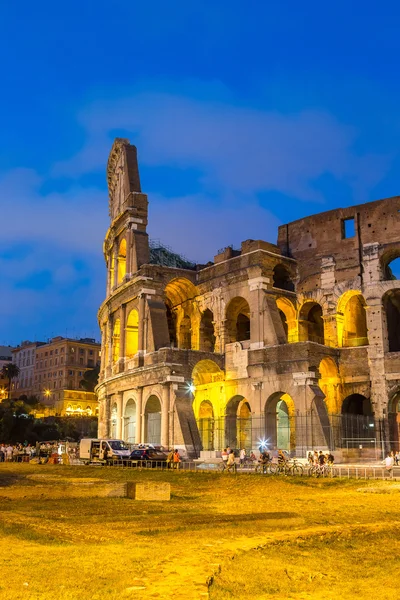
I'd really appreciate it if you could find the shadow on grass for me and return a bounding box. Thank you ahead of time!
[0,521,65,545]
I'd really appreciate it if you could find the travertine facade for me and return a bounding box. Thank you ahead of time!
[97,138,400,457]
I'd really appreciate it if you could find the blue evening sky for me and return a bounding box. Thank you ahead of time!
[1,1,400,345]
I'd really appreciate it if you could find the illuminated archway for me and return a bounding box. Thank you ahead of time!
[198,400,214,451]
[337,291,368,347]
[265,392,295,451]
[273,264,295,292]
[299,302,324,344]
[199,309,215,352]
[383,289,400,352]
[144,395,162,445]
[123,398,136,443]
[125,309,139,357]
[226,297,251,344]
[319,357,340,414]
[166,302,177,347]
[179,315,192,349]
[225,396,252,449]
[276,297,297,342]
[112,319,120,363]
[388,390,400,446]
[341,393,374,441]
[117,239,127,285]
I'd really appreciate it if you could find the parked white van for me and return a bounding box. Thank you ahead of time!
[79,439,131,464]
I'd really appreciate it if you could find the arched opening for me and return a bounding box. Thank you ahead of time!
[166,302,177,347]
[338,292,368,347]
[226,297,251,344]
[117,239,127,285]
[199,309,215,352]
[265,392,295,451]
[144,395,162,445]
[383,289,400,352]
[319,357,340,414]
[110,403,118,439]
[299,302,324,344]
[179,315,192,349]
[225,396,252,449]
[382,252,400,281]
[388,391,400,446]
[123,398,136,443]
[341,394,374,440]
[273,264,295,292]
[125,309,139,357]
[276,297,297,343]
[109,254,115,290]
[112,319,120,363]
[198,400,214,451]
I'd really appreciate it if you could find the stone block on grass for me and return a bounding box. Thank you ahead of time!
[127,481,171,501]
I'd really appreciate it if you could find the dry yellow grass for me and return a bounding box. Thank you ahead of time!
[0,464,399,600]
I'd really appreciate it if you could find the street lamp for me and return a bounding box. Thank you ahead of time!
[44,389,51,399]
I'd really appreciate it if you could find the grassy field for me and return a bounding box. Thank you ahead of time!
[0,464,399,600]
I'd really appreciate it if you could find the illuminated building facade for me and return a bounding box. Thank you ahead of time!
[0,345,14,400]
[97,138,400,457]
[12,341,46,398]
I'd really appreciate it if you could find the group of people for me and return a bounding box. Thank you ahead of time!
[166,448,181,468]
[0,443,39,462]
[307,450,335,467]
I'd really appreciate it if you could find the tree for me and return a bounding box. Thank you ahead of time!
[80,365,100,392]
[1,363,20,399]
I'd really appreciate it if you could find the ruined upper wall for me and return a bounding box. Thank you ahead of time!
[277,195,400,288]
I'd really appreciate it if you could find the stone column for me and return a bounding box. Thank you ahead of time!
[119,304,127,372]
[113,243,119,289]
[136,388,143,444]
[322,314,338,348]
[106,317,113,377]
[103,395,111,438]
[116,392,124,439]
[366,299,388,419]
[161,383,170,448]
[138,294,146,352]
[100,324,107,376]
[126,227,133,276]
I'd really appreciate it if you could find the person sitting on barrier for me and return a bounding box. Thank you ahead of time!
[277,449,286,466]
[327,451,335,465]
[226,450,236,472]
[250,451,257,462]
[318,451,325,466]
[307,452,313,466]
[258,450,270,472]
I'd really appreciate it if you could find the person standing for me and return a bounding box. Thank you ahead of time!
[239,448,246,467]
[221,448,228,470]
[166,449,174,469]
[173,449,181,469]
[384,452,394,479]
[227,450,236,472]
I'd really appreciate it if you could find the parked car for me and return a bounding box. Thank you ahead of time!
[127,448,168,467]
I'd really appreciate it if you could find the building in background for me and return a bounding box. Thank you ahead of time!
[0,345,14,400]
[96,139,400,460]
[12,341,46,398]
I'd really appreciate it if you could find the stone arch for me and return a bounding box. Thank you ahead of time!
[298,301,324,344]
[192,359,224,386]
[198,400,215,451]
[165,277,198,307]
[276,297,297,342]
[341,393,374,441]
[264,392,295,451]
[381,249,400,281]
[179,314,192,349]
[125,309,139,357]
[165,278,198,349]
[273,264,295,292]
[319,357,340,414]
[117,238,127,285]
[112,319,120,363]
[165,302,177,348]
[225,297,251,343]
[337,291,368,347]
[225,395,252,449]
[383,289,400,352]
[199,309,215,352]
[110,402,118,439]
[388,389,400,446]
[123,398,137,443]
[143,395,162,445]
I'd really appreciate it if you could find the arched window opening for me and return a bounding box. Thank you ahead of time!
[144,395,161,445]
[123,399,136,443]
[341,394,374,440]
[111,403,118,439]
[383,256,400,281]
[279,310,288,341]
[319,357,340,414]
[117,239,127,285]
[226,297,251,344]
[199,309,215,352]
[166,303,177,348]
[389,391,400,447]
[341,294,368,347]
[112,319,120,363]
[383,289,400,352]
[109,254,115,289]
[225,396,252,450]
[265,392,295,451]
[198,400,214,451]
[125,309,139,357]
[299,302,324,344]
[273,264,295,292]
[179,315,192,349]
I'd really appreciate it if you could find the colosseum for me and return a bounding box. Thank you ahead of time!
[96,138,400,460]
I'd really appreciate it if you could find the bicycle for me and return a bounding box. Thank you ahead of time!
[254,461,277,474]
[286,459,304,476]
[308,463,333,477]
[218,461,237,473]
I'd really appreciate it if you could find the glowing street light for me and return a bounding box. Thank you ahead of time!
[44,389,51,398]
[186,382,196,395]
